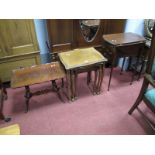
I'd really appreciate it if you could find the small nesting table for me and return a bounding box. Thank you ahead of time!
[11,61,65,112]
[59,47,107,101]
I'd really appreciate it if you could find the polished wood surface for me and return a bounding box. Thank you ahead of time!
[106,19,126,34]
[11,62,65,88]
[59,48,107,101]
[47,19,126,53]
[103,32,146,46]
[11,62,66,112]
[103,32,146,91]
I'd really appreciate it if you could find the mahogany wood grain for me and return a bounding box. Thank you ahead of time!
[47,19,127,53]
[103,32,146,91]
[11,62,65,88]
[11,62,66,112]
[103,32,146,46]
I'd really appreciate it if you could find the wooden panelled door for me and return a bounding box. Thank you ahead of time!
[0,19,38,57]
[0,19,40,82]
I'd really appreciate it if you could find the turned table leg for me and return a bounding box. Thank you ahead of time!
[87,71,91,85]
[96,65,102,94]
[24,86,31,113]
[96,66,101,94]
[66,70,72,101]
[74,71,78,99]
[51,80,65,103]
[71,70,77,101]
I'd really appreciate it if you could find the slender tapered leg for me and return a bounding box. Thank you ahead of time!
[73,70,78,100]
[98,64,104,94]
[108,67,113,91]
[93,70,98,95]
[96,66,102,94]
[66,70,72,101]
[70,70,78,101]
[108,47,117,91]
[87,71,91,85]
[127,57,132,71]
[70,70,76,101]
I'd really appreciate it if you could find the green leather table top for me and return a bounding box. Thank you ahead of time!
[58,47,107,70]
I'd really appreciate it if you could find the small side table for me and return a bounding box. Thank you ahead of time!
[11,61,65,112]
[103,32,146,91]
[59,47,107,101]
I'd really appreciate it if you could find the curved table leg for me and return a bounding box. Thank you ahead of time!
[96,66,101,94]
[108,47,117,91]
[98,64,104,94]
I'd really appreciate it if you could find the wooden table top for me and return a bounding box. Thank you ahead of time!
[11,61,65,88]
[103,32,146,46]
[58,47,107,70]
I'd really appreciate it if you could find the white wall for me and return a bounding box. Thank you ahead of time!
[118,19,144,70]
